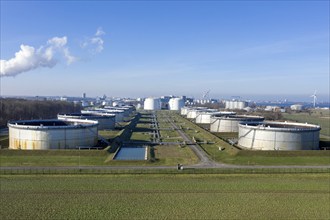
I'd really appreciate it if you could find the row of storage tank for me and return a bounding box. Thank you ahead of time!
[181,107,321,150]
[7,106,135,150]
[144,97,185,111]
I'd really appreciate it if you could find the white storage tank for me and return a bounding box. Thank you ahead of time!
[180,107,191,116]
[195,111,236,124]
[238,121,321,150]
[8,119,98,150]
[58,113,115,130]
[225,100,248,110]
[81,109,125,123]
[186,107,208,119]
[144,98,161,110]
[104,106,131,117]
[169,98,185,111]
[210,115,264,132]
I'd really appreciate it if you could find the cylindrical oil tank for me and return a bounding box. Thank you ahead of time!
[186,107,208,119]
[58,113,115,130]
[81,109,125,122]
[210,115,264,132]
[104,106,133,117]
[8,119,98,150]
[195,111,236,124]
[238,121,321,150]
[180,107,191,116]
[169,98,185,110]
[144,98,161,110]
[225,101,247,110]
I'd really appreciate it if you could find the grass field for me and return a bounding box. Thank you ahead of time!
[1,174,329,219]
[0,149,109,166]
[152,145,199,165]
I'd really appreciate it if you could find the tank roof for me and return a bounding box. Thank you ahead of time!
[213,115,264,120]
[58,113,115,118]
[239,121,321,131]
[11,120,68,126]
[8,119,98,129]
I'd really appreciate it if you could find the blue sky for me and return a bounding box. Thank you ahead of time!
[1,1,329,102]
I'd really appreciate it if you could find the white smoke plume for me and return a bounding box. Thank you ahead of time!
[81,27,105,54]
[0,36,77,77]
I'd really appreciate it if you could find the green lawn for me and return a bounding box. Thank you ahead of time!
[152,145,198,165]
[0,149,109,166]
[1,174,329,220]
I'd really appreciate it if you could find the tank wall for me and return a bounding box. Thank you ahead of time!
[225,101,247,110]
[169,98,185,110]
[9,126,98,150]
[195,114,212,124]
[144,98,161,110]
[181,107,189,115]
[186,110,202,119]
[210,118,241,132]
[210,117,264,132]
[238,125,320,150]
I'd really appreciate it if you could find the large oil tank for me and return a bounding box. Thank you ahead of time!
[104,106,134,117]
[58,113,115,130]
[238,121,321,150]
[8,119,98,150]
[81,109,125,122]
[186,107,208,119]
[210,115,264,132]
[144,98,161,110]
[180,107,191,116]
[195,111,236,124]
[169,98,185,111]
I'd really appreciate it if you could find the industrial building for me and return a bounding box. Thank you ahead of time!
[238,121,321,150]
[144,98,161,110]
[210,115,264,132]
[8,119,98,150]
[58,113,115,130]
[290,104,303,111]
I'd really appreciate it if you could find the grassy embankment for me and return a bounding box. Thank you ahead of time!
[1,174,329,219]
[173,111,330,165]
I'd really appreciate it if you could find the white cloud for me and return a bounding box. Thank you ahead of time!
[95,27,105,37]
[0,36,77,77]
[81,27,105,54]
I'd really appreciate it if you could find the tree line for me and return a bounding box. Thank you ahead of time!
[0,98,82,128]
